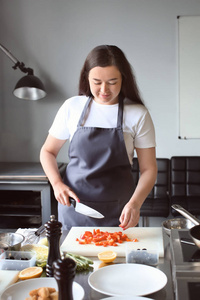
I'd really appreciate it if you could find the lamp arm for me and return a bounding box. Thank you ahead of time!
[0,43,34,75]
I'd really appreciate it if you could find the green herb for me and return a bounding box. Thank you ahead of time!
[64,253,93,272]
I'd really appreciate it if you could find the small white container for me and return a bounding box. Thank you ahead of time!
[0,251,36,270]
[126,243,159,266]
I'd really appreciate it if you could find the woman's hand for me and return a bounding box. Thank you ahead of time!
[53,181,80,206]
[40,134,80,206]
[119,202,140,230]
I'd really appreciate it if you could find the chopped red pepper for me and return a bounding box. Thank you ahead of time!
[76,229,138,246]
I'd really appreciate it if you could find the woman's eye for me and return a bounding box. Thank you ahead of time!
[93,81,117,85]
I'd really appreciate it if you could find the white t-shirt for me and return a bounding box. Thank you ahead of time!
[49,96,156,164]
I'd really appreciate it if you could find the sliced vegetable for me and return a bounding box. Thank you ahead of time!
[21,244,48,267]
[76,229,138,247]
[64,253,93,272]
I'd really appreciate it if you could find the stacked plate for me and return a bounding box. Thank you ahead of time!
[89,263,167,298]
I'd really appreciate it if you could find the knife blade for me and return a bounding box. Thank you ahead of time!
[69,197,104,219]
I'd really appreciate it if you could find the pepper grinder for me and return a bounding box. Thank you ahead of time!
[53,256,76,300]
[45,215,62,277]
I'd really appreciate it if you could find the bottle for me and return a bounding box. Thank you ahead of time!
[53,256,76,300]
[45,215,62,277]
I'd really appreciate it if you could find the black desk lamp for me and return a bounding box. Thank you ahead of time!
[0,43,47,100]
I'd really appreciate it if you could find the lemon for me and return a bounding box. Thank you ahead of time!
[38,237,48,246]
[19,266,43,280]
[99,261,114,268]
[98,251,117,263]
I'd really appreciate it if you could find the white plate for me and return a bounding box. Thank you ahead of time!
[1,277,84,300]
[102,297,153,300]
[88,263,167,297]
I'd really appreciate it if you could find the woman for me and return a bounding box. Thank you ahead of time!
[40,45,157,230]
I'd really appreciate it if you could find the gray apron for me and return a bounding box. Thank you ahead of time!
[58,96,135,229]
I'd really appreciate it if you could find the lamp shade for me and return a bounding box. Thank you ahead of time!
[13,75,46,100]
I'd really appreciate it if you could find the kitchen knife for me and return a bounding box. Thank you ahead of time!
[69,197,104,219]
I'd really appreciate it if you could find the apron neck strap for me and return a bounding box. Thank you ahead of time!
[78,97,92,126]
[78,96,124,128]
[117,95,124,129]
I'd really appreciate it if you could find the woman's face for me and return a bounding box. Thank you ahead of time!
[88,66,122,105]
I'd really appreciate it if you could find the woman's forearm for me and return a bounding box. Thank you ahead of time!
[130,147,157,209]
[119,147,157,229]
[40,146,63,188]
[129,167,157,209]
[40,135,67,188]
[40,140,80,205]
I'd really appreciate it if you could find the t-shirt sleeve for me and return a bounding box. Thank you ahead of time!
[134,110,156,148]
[49,101,70,140]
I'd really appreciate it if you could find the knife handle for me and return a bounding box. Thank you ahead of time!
[69,197,76,208]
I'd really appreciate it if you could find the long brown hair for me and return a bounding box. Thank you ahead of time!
[79,45,144,105]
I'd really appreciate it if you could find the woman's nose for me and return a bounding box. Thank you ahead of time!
[100,83,108,93]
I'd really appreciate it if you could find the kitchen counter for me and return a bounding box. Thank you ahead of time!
[61,229,174,300]
[0,162,66,181]
[0,228,174,299]
[0,162,66,228]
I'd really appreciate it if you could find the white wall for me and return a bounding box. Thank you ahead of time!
[1,0,200,163]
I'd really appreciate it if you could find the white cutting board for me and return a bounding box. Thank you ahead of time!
[0,270,19,295]
[61,227,164,257]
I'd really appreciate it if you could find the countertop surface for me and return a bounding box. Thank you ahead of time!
[0,228,174,299]
[0,163,47,178]
[0,162,66,181]
[61,229,174,300]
